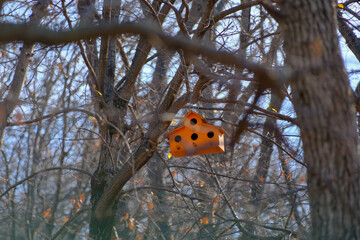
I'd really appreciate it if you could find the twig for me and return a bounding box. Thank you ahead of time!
[50,207,91,240]
[0,167,92,198]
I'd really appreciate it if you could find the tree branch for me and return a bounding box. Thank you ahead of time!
[0,167,92,199]
[0,22,283,91]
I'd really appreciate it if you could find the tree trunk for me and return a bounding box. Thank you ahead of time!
[279,0,360,239]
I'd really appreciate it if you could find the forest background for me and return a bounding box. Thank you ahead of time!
[1,0,360,239]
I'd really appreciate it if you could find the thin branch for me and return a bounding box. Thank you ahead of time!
[0,167,92,199]
[7,108,100,126]
[121,185,202,201]
[50,207,91,240]
[0,21,283,91]
[214,0,261,23]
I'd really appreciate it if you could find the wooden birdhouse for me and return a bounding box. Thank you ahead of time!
[164,111,227,158]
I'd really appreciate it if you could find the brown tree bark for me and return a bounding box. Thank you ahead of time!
[278,0,360,239]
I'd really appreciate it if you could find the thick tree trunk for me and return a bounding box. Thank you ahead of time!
[279,0,360,239]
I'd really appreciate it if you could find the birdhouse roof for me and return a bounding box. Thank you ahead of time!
[164,111,228,139]
[184,111,208,123]
[164,126,185,139]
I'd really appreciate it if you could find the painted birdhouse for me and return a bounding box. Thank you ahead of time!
[164,111,227,158]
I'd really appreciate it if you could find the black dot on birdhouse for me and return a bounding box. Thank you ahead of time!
[175,135,182,142]
[177,146,181,150]
[207,131,214,138]
[191,133,198,140]
[190,118,197,125]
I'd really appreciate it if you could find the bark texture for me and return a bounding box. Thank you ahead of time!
[279,0,360,239]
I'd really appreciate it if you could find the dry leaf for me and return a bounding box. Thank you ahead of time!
[57,63,63,71]
[129,218,135,230]
[200,217,209,224]
[147,202,154,214]
[79,194,85,200]
[42,208,51,218]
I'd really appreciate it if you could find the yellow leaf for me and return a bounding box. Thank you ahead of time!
[260,176,264,182]
[180,183,184,188]
[64,217,69,223]
[96,90,102,96]
[271,108,277,112]
[291,214,295,220]
[338,3,344,8]
[200,181,205,187]
[171,121,176,125]
[168,153,172,159]
[268,215,274,219]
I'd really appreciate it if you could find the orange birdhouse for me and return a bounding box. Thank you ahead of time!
[164,111,227,158]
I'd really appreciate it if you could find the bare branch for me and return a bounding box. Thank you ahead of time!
[0,167,92,199]
[0,22,283,91]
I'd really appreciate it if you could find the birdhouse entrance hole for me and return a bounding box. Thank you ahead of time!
[207,131,214,138]
[191,133,198,140]
[190,118,197,125]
